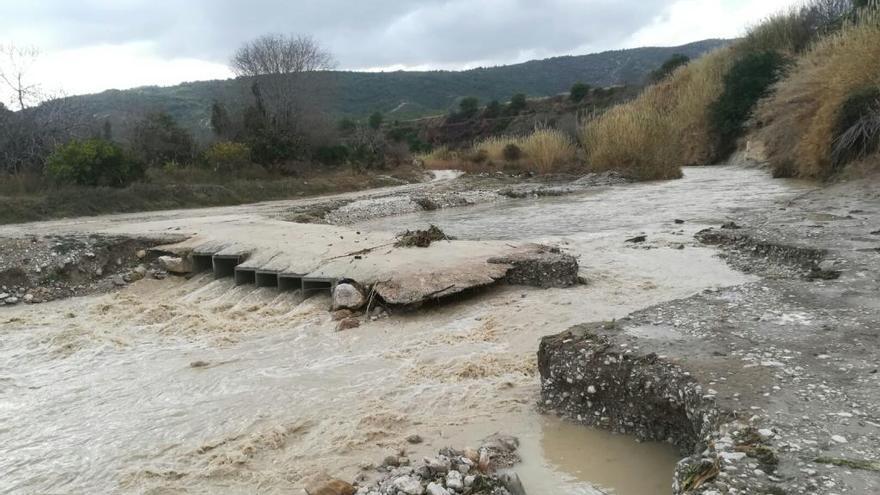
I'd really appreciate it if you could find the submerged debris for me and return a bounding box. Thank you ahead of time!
[395,225,453,248]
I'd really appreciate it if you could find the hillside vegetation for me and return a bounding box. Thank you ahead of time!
[63,40,725,138]
[579,0,880,180]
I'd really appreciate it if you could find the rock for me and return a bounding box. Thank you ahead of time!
[307,479,356,495]
[336,318,361,332]
[425,482,450,495]
[674,219,685,224]
[445,470,463,490]
[111,275,126,287]
[406,434,423,444]
[0,292,8,300]
[333,283,367,310]
[392,475,424,495]
[425,456,451,474]
[721,221,741,230]
[332,309,355,321]
[499,472,526,495]
[831,435,848,444]
[4,296,19,305]
[124,270,144,283]
[134,264,147,276]
[158,256,192,274]
[135,249,147,259]
[625,235,647,243]
[23,294,34,303]
[383,455,400,467]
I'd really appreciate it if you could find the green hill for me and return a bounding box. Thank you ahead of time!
[67,39,728,139]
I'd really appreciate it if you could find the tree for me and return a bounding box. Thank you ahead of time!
[650,54,690,82]
[130,112,194,166]
[0,44,42,110]
[210,100,234,139]
[484,100,502,118]
[458,97,480,119]
[369,111,383,130]
[508,93,527,115]
[570,82,591,102]
[230,34,336,77]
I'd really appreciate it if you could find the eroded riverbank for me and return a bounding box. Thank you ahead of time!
[0,166,818,494]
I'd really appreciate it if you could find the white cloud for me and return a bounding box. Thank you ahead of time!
[30,43,232,97]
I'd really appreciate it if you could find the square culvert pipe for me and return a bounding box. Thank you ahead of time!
[255,271,279,288]
[234,267,256,285]
[213,255,242,279]
[302,277,336,295]
[192,254,215,273]
[278,274,303,292]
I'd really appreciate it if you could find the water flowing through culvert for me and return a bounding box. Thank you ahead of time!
[0,166,811,495]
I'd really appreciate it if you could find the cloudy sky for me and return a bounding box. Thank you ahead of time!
[1,0,799,101]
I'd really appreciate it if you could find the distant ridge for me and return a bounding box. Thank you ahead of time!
[66,39,728,138]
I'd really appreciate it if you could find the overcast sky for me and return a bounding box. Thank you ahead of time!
[1,0,799,102]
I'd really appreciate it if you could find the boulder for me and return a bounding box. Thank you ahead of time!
[158,256,192,274]
[333,283,366,310]
[336,317,361,332]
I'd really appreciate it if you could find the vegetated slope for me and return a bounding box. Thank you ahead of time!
[66,39,727,136]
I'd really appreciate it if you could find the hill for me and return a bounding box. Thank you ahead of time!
[66,39,727,139]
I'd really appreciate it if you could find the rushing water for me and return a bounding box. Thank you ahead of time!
[0,166,810,494]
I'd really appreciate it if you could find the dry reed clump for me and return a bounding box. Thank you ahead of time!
[519,129,577,173]
[754,7,880,178]
[581,47,735,180]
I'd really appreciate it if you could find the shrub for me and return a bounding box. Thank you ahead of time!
[508,94,527,114]
[650,54,690,82]
[368,112,383,130]
[314,144,351,166]
[709,50,788,157]
[338,118,357,134]
[472,135,518,161]
[503,143,523,162]
[46,139,142,187]
[202,141,252,172]
[570,82,591,102]
[755,7,880,178]
[831,87,880,168]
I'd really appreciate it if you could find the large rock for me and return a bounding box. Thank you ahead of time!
[332,283,366,310]
[158,256,192,274]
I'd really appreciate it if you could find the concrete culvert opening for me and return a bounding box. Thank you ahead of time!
[234,267,256,285]
[255,271,279,288]
[212,255,241,279]
[303,278,335,295]
[192,254,214,273]
[278,275,303,291]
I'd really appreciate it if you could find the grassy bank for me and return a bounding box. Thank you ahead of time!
[0,167,422,225]
[578,0,880,181]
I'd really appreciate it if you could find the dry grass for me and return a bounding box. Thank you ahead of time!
[581,47,734,179]
[754,7,880,178]
[519,129,578,173]
[421,129,578,174]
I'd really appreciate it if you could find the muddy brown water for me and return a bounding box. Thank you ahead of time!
[0,166,811,494]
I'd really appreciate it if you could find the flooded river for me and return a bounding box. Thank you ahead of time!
[0,166,810,494]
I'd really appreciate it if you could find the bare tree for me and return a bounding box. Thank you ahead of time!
[0,43,42,110]
[230,34,336,77]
